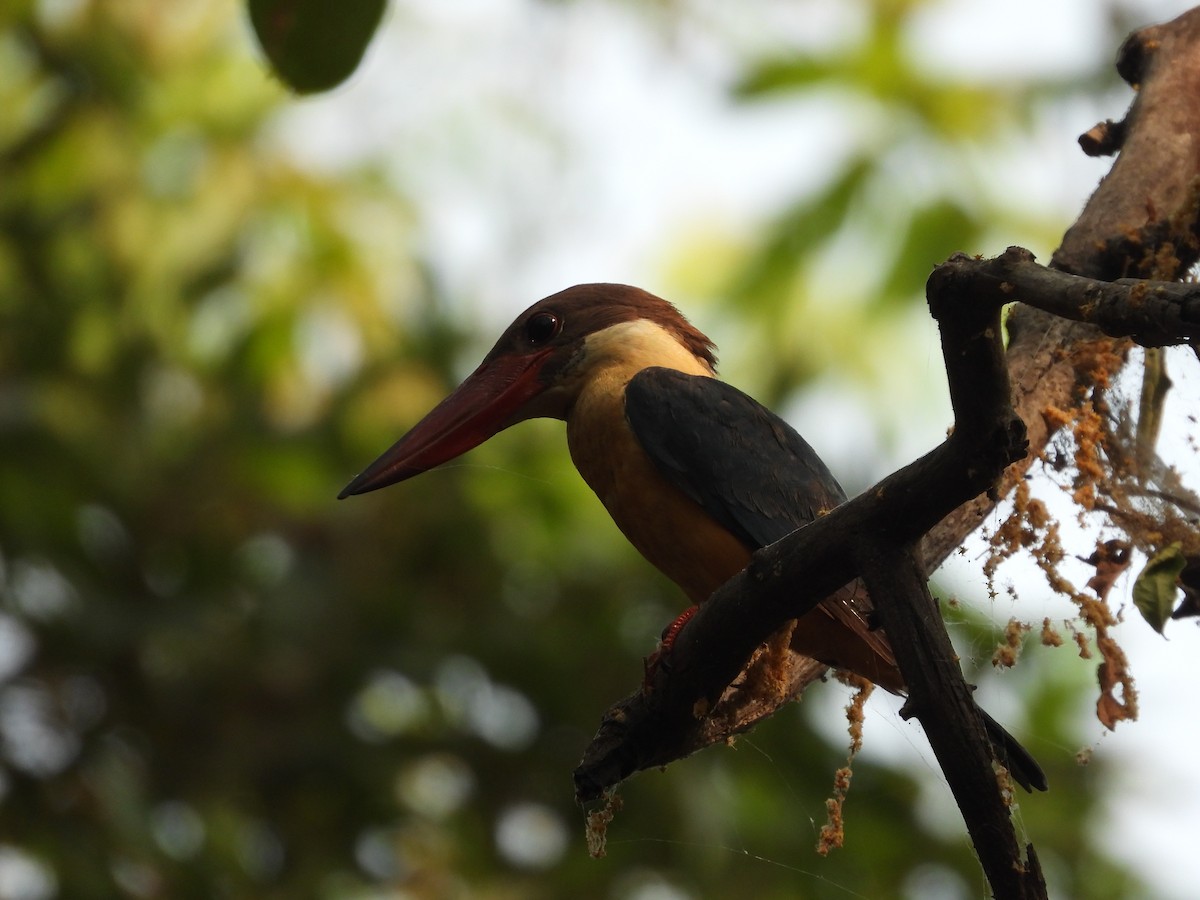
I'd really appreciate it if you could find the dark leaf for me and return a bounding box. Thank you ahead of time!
[880,200,979,306]
[1132,543,1185,634]
[248,0,387,93]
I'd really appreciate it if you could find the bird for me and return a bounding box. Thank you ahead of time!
[339,283,1046,792]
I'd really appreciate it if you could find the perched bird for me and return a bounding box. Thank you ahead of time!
[340,284,1046,791]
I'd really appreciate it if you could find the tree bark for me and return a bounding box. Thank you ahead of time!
[922,5,1200,568]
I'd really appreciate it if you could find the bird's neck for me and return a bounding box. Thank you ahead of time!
[573,319,714,393]
[563,320,713,462]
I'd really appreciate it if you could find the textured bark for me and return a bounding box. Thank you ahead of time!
[923,6,1200,570]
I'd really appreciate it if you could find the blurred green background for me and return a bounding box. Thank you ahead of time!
[0,0,1189,897]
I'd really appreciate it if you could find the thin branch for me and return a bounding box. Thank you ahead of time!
[934,248,1200,347]
[857,542,1045,899]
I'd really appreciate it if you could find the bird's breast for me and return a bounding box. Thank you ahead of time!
[566,372,751,603]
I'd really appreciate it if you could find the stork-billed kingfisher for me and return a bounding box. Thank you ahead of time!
[340,284,1046,792]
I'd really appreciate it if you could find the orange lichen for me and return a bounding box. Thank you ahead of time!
[1071,403,1107,494]
[836,671,872,755]
[817,767,853,856]
[585,791,624,859]
[734,621,801,708]
[816,674,873,856]
[1075,541,1139,729]
[1096,637,1139,729]
[1041,404,1073,431]
[984,457,1145,732]
[1040,618,1064,647]
[1073,629,1093,660]
[984,481,1046,583]
[993,618,1031,668]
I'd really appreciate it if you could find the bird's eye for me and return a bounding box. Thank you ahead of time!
[525,312,561,345]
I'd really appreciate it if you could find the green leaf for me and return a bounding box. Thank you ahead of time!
[248,0,386,94]
[1133,543,1186,634]
[734,56,839,98]
[729,155,873,302]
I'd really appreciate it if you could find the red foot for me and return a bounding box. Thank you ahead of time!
[642,605,699,690]
[660,604,699,651]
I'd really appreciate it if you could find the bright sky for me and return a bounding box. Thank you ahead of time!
[274,1,1200,896]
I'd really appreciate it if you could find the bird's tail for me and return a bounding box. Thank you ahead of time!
[978,707,1047,793]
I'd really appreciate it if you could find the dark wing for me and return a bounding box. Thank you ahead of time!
[625,367,846,550]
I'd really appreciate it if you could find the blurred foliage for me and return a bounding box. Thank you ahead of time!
[672,0,1124,416]
[0,0,1154,898]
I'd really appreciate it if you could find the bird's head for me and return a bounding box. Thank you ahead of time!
[339,284,715,497]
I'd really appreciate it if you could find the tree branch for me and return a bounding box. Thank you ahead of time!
[934,248,1200,348]
[857,543,1044,899]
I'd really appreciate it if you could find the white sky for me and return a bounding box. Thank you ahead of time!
[273,1,1200,896]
